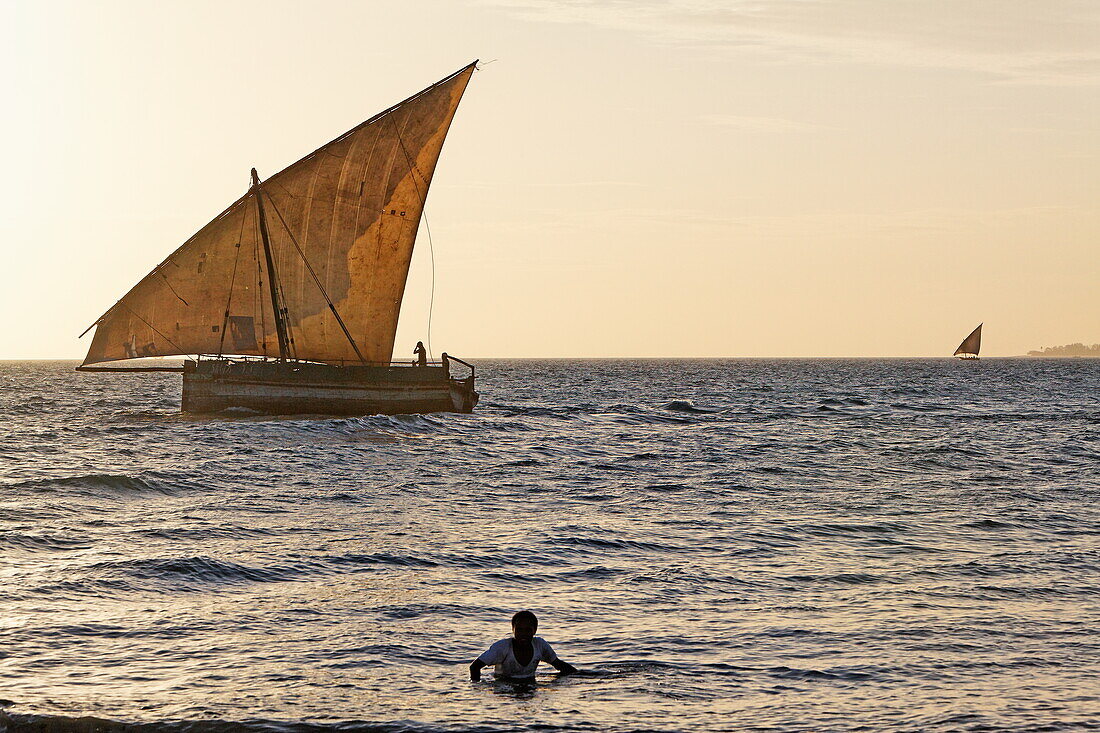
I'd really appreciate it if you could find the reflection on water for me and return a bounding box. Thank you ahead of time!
[0,359,1098,732]
[488,676,540,699]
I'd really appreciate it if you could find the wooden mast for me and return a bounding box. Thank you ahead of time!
[251,168,291,361]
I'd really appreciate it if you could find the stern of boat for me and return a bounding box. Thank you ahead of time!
[443,353,479,413]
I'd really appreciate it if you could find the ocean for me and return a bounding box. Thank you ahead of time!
[1,358,1098,732]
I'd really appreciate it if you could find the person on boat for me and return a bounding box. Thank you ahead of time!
[469,610,578,681]
[413,341,427,367]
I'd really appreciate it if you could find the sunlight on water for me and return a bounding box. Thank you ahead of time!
[0,359,1098,732]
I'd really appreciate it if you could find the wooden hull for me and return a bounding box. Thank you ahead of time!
[181,360,478,416]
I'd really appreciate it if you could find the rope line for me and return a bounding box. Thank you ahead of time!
[258,183,369,364]
[121,302,184,355]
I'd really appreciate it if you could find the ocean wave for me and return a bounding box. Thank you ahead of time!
[30,547,631,598]
[800,521,909,536]
[627,566,755,589]
[0,532,91,552]
[0,712,580,733]
[82,556,313,589]
[778,572,885,585]
[818,397,870,407]
[557,536,676,552]
[661,400,716,414]
[1,473,179,496]
[766,665,879,682]
[962,518,1024,530]
[133,525,277,541]
[329,552,440,569]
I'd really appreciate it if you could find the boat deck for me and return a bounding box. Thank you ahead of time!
[181,358,478,415]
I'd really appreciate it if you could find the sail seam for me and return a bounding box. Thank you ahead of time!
[295,145,325,337]
[392,118,436,361]
[361,111,407,357]
[322,124,369,349]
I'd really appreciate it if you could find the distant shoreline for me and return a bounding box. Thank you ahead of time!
[1026,343,1100,358]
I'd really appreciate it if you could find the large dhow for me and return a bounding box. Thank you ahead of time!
[78,63,480,415]
[953,323,982,360]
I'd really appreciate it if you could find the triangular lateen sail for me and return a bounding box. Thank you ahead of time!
[82,61,477,366]
[954,323,982,357]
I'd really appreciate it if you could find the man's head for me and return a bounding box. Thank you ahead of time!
[511,610,538,640]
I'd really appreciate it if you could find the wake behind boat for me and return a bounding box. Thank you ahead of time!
[77,62,480,415]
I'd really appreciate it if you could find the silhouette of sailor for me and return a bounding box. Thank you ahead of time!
[414,341,428,367]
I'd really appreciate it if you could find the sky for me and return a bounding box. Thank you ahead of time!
[0,0,1096,358]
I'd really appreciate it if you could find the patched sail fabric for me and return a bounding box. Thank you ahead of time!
[83,62,476,366]
[954,323,982,357]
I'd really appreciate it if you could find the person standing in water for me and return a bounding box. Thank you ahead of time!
[469,611,578,681]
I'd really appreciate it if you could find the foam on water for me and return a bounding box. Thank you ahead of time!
[0,359,1098,732]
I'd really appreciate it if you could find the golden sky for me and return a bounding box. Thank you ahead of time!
[1,0,1097,358]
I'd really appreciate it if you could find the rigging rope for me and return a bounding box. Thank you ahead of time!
[120,302,184,355]
[423,204,438,363]
[258,183,369,365]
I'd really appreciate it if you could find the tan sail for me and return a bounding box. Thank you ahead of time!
[954,323,982,357]
[83,62,476,366]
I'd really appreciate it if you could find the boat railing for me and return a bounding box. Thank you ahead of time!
[185,354,475,381]
[441,353,475,382]
[195,354,453,368]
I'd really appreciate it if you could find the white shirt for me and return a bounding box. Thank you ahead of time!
[477,636,558,678]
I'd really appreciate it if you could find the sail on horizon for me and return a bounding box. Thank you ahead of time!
[82,61,477,366]
[954,323,982,358]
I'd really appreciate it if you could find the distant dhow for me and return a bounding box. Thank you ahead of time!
[954,323,982,360]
